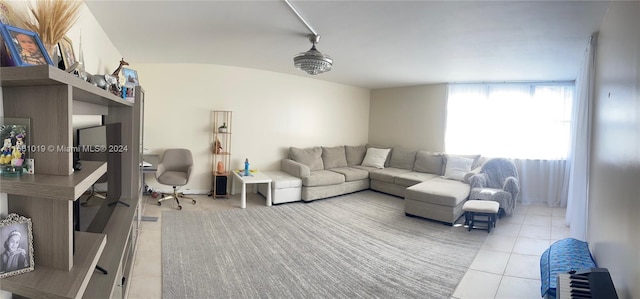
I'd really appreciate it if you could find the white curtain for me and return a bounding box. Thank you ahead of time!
[565,33,598,241]
[514,159,568,206]
[446,83,574,206]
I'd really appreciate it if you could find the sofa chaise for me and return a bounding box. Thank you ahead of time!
[277,145,483,224]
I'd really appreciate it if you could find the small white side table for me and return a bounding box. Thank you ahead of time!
[231,171,272,209]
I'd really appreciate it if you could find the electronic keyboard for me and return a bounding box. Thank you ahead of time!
[556,268,618,299]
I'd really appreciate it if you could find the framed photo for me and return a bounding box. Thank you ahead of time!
[121,67,139,87]
[0,27,16,67]
[0,23,53,66]
[0,213,35,278]
[58,36,76,71]
[0,117,30,175]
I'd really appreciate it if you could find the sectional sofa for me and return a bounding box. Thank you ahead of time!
[277,145,483,224]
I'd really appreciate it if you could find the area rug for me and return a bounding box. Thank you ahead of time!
[162,191,487,298]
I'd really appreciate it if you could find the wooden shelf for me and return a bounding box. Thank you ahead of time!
[0,231,106,299]
[0,161,107,201]
[83,197,138,298]
[0,65,132,107]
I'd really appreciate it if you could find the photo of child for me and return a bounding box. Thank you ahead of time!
[10,31,47,65]
[0,229,29,273]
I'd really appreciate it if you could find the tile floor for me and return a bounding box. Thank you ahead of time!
[127,192,569,299]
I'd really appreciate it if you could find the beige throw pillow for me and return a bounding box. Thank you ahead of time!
[361,148,391,169]
[443,155,473,181]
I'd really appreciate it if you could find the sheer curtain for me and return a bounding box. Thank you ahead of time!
[446,83,574,206]
[565,33,598,241]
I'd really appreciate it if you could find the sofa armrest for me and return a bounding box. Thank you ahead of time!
[282,159,310,178]
[464,166,483,184]
[503,176,520,200]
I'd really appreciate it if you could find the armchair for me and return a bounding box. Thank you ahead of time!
[468,158,520,216]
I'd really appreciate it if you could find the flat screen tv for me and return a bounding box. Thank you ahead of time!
[73,123,122,234]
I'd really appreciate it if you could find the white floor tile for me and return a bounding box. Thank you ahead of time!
[481,235,517,253]
[551,226,571,240]
[469,249,511,275]
[551,217,567,228]
[518,225,551,239]
[526,205,553,216]
[504,254,541,280]
[127,275,162,299]
[492,223,522,237]
[452,269,502,299]
[552,208,566,217]
[512,238,550,256]
[523,215,551,227]
[502,214,525,225]
[495,276,541,299]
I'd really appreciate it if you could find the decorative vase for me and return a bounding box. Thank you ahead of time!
[44,43,59,66]
[218,122,228,133]
[216,161,225,174]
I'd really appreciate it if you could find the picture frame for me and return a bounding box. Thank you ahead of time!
[0,23,53,66]
[121,67,139,87]
[0,117,31,176]
[0,27,17,67]
[57,36,76,71]
[0,213,35,278]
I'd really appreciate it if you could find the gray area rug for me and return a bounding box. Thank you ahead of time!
[162,191,487,299]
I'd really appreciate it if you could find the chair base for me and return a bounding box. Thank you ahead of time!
[464,212,497,233]
[81,186,106,207]
[462,200,500,233]
[157,186,196,210]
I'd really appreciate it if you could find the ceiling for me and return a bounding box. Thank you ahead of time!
[84,0,610,89]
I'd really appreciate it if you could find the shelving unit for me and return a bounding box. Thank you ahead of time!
[211,110,232,198]
[0,65,143,299]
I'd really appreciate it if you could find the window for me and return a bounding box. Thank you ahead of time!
[445,83,574,160]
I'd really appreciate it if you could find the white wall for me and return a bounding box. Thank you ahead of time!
[136,63,370,193]
[369,84,447,151]
[589,2,640,298]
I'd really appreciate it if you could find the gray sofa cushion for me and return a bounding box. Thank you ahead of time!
[369,167,411,183]
[345,145,366,166]
[330,167,369,182]
[303,170,346,187]
[290,147,324,171]
[322,146,347,169]
[389,148,417,170]
[414,150,444,175]
[394,172,439,187]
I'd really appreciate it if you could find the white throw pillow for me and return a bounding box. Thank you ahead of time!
[443,155,474,181]
[361,148,391,169]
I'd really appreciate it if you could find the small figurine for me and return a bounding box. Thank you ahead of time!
[0,138,13,165]
[214,137,223,154]
[111,58,129,85]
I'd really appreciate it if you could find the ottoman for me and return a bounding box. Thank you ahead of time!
[257,171,302,204]
[462,200,499,232]
[404,177,471,225]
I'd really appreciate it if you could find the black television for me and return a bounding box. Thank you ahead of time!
[73,123,122,234]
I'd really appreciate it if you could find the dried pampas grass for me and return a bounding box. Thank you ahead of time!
[15,0,83,47]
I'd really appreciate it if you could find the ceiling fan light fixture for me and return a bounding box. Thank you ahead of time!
[293,34,332,75]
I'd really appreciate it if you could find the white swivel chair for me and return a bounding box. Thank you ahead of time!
[156,148,196,210]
